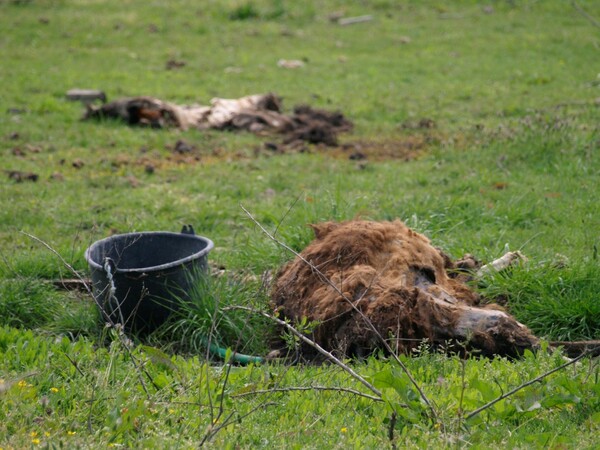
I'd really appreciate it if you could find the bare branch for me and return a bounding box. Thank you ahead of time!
[21,230,159,398]
[199,402,277,446]
[230,385,384,403]
[64,353,85,377]
[388,411,397,450]
[465,347,597,421]
[20,231,94,297]
[572,1,600,29]
[87,384,96,434]
[240,205,436,418]
[231,305,382,398]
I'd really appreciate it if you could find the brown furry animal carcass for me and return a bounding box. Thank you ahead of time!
[271,220,539,359]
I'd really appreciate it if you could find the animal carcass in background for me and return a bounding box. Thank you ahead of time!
[82,93,352,146]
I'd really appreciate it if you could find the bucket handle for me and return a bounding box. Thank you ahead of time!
[181,224,195,235]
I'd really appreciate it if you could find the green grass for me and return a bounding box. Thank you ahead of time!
[0,278,99,335]
[1,326,599,448]
[150,273,273,357]
[1,0,600,447]
[480,262,600,342]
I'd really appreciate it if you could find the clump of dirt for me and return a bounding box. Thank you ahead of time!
[171,139,197,155]
[283,105,354,146]
[271,220,539,359]
[400,117,436,130]
[165,59,186,70]
[258,135,432,162]
[5,170,39,182]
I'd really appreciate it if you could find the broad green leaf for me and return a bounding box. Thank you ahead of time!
[141,345,178,372]
[469,378,498,402]
[541,393,580,408]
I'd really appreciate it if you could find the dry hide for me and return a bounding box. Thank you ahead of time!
[82,93,352,146]
[272,220,540,359]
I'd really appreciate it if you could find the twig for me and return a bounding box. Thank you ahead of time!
[240,205,436,419]
[199,411,236,447]
[199,402,277,446]
[0,372,38,393]
[64,353,85,377]
[215,361,233,429]
[571,1,600,29]
[338,15,373,26]
[204,302,220,425]
[87,384,96,434]
[230,385,384,403]
[52,278,91,292]
[464,347,597,421]
[274,194,302,238]
[388,411,397,450]
[21,230,160,398]
[232,305,382,398]
[456,358,467,431]
[0,246,17,275]
[20,231,94,297]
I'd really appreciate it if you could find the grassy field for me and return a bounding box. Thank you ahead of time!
[1,0,599,448]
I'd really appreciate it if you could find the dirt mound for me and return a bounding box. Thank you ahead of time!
[271,220,539,359]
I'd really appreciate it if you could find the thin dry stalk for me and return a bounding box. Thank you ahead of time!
[571,0,600,29]
[21,231,94,297]
[64,353,86,377]
[240,205,436,419]
[21,231,159,397]
[230,385,384,403]
[388,411,397,450]
[232,305,382,398]
[199,402,277,446]
[464,347,597,421]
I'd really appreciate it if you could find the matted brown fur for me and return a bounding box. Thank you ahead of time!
[272,220,539,358]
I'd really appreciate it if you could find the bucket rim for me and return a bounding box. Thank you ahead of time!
[84,231,214,273]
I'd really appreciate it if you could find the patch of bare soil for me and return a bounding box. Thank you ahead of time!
[257,134,436,164]
[272,220,540,359]
[334,137,429,162]
[5,170,39,182]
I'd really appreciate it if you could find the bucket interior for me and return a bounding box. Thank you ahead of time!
[87,232,212,271]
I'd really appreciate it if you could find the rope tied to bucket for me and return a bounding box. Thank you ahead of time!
[104,257,125,325]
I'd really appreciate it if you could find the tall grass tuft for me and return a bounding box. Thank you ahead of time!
[0,278,99,337]
[150,272,272,357]
[479,261,600,341]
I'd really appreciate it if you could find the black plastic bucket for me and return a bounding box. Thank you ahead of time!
[85,226,214,333]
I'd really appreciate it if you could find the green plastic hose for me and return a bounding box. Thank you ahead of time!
[206,341,264,365]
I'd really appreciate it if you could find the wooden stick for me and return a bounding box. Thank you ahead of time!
[338,15,373,26]
[464,347,597,421]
